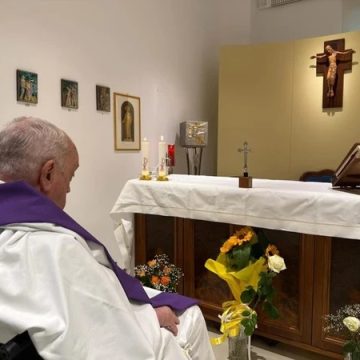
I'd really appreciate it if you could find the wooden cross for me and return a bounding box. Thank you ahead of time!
[311,39,355,108]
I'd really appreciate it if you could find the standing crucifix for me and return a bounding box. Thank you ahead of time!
[310,38,355,108]
[238,141,252,188]
[238,141,251,177]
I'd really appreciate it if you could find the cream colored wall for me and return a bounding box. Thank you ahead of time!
[217,30,360,180]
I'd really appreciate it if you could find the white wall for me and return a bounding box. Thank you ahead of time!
[0,0,251,261]
[2,0,357,261]
[250,0,360,44]
[343,0,360,32]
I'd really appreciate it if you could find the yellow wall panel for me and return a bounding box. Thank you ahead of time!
[218,31,360,180]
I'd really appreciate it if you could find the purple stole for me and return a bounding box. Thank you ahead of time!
[0,181,197,311]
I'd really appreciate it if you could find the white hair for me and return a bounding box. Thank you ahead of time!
[0,117,74,185]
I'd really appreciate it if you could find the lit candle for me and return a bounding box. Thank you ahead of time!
[158,163,166,177]
[158,135,167,169]
[167,144,175,166]
[141,137,150,176]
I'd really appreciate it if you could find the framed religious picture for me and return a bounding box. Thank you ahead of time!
[96,85,111,112]
[113,92,141,151]
[16,69,38,104]
[61,79,78,109]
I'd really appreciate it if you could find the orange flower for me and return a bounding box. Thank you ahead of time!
[160,276,171,286]
[265,244,279,257]
[235,226,254,242]
[220,227,255,254]
[220,235,241,253]
[151,275,160,284]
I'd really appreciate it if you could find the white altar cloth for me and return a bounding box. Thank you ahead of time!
[110,175,360,269]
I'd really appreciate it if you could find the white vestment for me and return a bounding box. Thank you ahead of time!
[0,222,215,360]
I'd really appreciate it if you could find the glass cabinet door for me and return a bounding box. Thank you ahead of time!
[312,236,360,354]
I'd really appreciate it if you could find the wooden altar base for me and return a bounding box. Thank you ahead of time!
[134,214,360,359]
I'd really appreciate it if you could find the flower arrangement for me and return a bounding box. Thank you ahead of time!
[134,254,184,293]
[324,304,360,359]
[205,226,286,342]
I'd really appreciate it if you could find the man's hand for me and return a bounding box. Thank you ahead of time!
[154,306,180,336]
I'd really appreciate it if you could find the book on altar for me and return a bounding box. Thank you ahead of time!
[332,143,360,188]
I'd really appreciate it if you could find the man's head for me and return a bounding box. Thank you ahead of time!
[325,45,334,54]
[0,117,79,209]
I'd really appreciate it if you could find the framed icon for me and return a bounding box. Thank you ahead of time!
[96,85,111,112]
[16,69,38,104]
[113,92,141,151]
[61,79,78,109]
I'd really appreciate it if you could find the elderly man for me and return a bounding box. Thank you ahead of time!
[0,117,215,359]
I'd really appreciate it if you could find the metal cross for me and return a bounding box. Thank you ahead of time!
[238,141,251,177]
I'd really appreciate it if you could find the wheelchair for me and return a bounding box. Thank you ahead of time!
[0,331,42,360]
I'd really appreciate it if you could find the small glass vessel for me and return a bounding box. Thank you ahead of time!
[228,327,250,360]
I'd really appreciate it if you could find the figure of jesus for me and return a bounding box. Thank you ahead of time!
[19,75,26,100]
[238,141,251,177]
[310,45,355,97]
[121,102,134,142]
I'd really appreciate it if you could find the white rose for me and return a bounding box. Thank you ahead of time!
[268,254,286,273]
[343,316,360,332]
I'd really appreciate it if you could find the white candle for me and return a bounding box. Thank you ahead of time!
[141,137,150,176]
[158,135,167,169]
[158,168,166,177]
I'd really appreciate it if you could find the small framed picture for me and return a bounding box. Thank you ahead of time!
[113,92,141,151]
[16,69,38,104]
[61,79,78,109]
[96,85,111,112]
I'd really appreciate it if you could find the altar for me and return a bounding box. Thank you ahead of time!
[110,175,360,359]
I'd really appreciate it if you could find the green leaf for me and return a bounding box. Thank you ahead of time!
[249,316,257,329]
[261,283,274,298]
[352,351,360,360]
[240,318,249,327]
[343,340,357,353]
[241,310,251,317]
[251,313,258,324]
[241,286,256,304]
[263,301,279,319]
[249,232,258,246]
[258,272,277,303]
[241,318,255,336]
[227,243,251,271]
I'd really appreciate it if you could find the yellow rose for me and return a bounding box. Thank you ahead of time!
[343,316,360,332]
[268,254,286,273]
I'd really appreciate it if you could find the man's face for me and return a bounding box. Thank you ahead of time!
[48,144,79,209]
[325,45,333,54]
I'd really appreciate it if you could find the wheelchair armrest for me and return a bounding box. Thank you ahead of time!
[0,331,42,360]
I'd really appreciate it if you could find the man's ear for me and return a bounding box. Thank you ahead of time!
[39,159,55,193]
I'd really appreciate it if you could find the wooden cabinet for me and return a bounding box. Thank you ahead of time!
[134,214,360,359]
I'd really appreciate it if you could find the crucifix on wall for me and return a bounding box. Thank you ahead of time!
[310,38,355,108]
